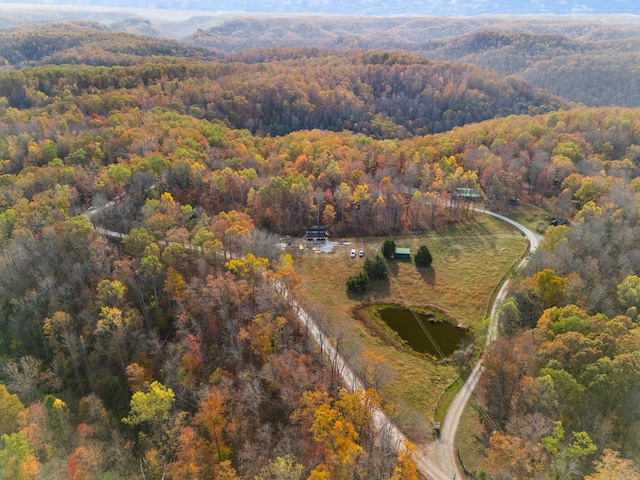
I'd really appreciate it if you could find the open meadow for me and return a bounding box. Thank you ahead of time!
[293,212,529,435]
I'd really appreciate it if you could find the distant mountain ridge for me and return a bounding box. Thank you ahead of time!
[185,15,640,108]
[2,0,640,15]
[2,7,640,108]
[0,21,217,66]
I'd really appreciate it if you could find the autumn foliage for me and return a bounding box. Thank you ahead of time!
[0,23,638,478]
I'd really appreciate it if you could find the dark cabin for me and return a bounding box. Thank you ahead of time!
[306,226,327,245]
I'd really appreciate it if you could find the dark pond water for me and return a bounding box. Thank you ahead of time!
[378,307,470,357]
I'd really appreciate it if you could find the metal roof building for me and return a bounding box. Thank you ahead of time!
[456,188,482,201]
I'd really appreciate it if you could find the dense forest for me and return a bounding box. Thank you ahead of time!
[0,21,639,479]
[185,16,640,108]
[420,31,640,108]
[0,27,565,137]
[4,15,640,108]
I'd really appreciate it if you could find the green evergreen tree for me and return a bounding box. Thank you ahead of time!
[346,270,369,293]
[382,240,396,259]
[414,245,433,267]
[363,254,388,280]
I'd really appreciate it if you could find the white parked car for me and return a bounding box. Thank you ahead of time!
[359,248,364,257]
[350,249,356,258]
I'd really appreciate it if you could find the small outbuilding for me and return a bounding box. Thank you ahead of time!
[394,247,411,260]
[456,188,482,201]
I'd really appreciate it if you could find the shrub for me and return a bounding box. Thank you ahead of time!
[364,254,388,280]
[382,239,396,259]
[346,270,369,292]
[415,245,433,267]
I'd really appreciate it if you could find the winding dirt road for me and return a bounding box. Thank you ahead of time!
[90,202,540,480]
[279,208,540,480]
[420,208,540,480]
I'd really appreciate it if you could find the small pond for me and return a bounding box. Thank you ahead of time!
[377,307,470,357]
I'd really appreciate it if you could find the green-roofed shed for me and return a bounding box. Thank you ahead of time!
[456,188,482,201]
[394,247,411,260]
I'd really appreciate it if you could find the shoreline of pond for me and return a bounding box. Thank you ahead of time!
[352,303,471,361]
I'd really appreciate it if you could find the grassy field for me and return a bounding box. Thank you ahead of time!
[504,203,552,234]
[455,397,488,476]
[292,212,529,435]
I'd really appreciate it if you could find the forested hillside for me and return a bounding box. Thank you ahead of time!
[0,21,216,66]
[4,12,640,108]
[0,52,429,479]
[0,47,565,139]
[421,31,640,108]
[186,15,640,108]
[0,24,639,479]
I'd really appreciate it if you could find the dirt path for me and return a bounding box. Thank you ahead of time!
[91,202,540,480]
[279,280,455,480]
[418,208,540,479]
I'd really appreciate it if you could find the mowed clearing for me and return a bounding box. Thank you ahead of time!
[293,212,529,432]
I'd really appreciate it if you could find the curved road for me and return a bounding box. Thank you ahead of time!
[280,208,541,480]
[90,200,540,480]
[421,208,540,480]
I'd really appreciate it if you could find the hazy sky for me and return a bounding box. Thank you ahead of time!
[3,0,640,16]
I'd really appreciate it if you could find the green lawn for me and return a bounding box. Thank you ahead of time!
[292,212,529,436]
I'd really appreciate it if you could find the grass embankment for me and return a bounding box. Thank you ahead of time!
[294,212,528,434]
[434,376,465,424]
[455,396,487,474]
[506,203,551,234]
